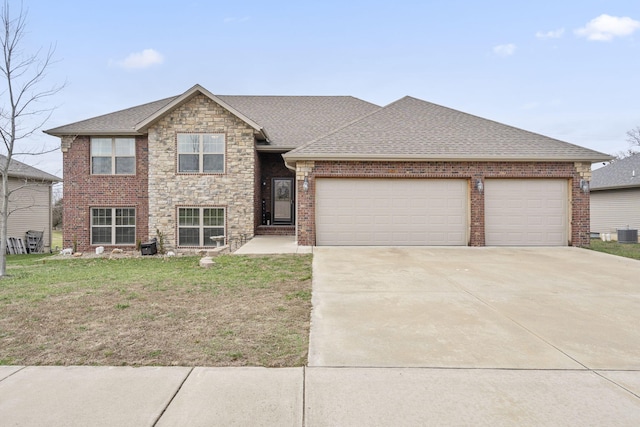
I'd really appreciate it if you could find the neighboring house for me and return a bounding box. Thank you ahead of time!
[590,153,640,241]
[1,155,61,252]
[44,84,610,252]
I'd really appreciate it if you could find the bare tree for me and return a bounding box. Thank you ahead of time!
[0,1,61,276]
[612,147,639,161]
[627,126,640,148]
[610,126,640,161]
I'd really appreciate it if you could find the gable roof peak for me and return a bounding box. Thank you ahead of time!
[134,84,269,139]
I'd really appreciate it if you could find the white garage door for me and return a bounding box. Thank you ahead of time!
[485,179,568,246]
[315,179,468,246]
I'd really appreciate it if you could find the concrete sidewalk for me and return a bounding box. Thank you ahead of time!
[2,365,640,426]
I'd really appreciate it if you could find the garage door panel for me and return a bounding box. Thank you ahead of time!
[485,179,568,246]
[316,179,468,246]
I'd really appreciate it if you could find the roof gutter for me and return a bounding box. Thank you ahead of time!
[43,130,144,137]
[284,156,296,172]
[282,153,613,163]
[590,184,640,191]
[9,172,61,182]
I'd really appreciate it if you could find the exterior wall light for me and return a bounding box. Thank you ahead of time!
[302,175,309,192]
[580,179,590,193]
[475,178,484,194]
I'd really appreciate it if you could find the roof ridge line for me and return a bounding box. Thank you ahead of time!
[284,99,401,156]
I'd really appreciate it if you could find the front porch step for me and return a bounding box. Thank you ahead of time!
[255,225,295,236]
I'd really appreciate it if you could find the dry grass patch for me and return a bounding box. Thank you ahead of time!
[0,254,312,367]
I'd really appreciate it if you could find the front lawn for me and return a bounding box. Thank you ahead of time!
[0,254,312,367]
[589,239,640,260]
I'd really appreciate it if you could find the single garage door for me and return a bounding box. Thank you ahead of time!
[485,179,568,246]
[315,178,468,246]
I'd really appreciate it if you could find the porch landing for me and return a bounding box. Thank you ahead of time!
[234,236,313,255]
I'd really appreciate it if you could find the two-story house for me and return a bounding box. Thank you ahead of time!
[45,84,610,252]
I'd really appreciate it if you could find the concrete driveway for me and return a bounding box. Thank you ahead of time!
[309,246,640,369]
[305,247,640,424]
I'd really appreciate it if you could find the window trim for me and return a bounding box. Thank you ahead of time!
[176,133,226,174]
[90,207,137,246]
[90,137,136,175]
[177,206,226,247]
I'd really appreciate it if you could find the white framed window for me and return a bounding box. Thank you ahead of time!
[91,207,136,245]
[91,137,136,175]
[178,207,225,247]
[177,133,225,174]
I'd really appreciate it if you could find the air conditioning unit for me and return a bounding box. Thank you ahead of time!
[617,229,638,244]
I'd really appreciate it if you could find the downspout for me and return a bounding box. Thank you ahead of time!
[48,182,52,252]
[283,157,298,242]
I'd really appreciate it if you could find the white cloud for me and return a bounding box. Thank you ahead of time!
[493,43,516,57]
[575,14,640,41]
[536,28,565,39]
[115,49,164,69]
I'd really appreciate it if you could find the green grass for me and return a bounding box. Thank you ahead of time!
[51,230,63,251]
[589,239,640,260]
[3,254,312,301]
[0,253,313,367]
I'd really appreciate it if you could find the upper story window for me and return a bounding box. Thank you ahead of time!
[91,137,136,175]
[177,133,225,174]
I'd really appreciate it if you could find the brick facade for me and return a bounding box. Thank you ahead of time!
[59,90,594,252]
[255,225,296,235]
[295,160,592,247]
[62,135,149,251]
[62,94,259,253]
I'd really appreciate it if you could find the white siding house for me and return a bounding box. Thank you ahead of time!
[590,154,640,242]
[2,156,61,252]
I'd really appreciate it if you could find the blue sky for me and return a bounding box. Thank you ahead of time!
[9,0,640,176]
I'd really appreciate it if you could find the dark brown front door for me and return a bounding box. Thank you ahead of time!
[273,178,294,224]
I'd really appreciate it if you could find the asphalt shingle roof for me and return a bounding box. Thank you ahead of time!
[217,96,380,148]
[44,89,381,148]
[45,86,610,162]
[591,153,640,190]
[0,155,60,182]
[284,96,611,162]
[45,97,178,136]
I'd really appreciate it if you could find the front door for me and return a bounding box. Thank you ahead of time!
[273,178,294,224]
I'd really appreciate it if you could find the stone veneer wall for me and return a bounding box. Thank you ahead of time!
[61,135,149,252]
[296,160,592,247]
[147,94,256,251]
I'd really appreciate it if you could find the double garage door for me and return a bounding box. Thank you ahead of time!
[315,178,568,246]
